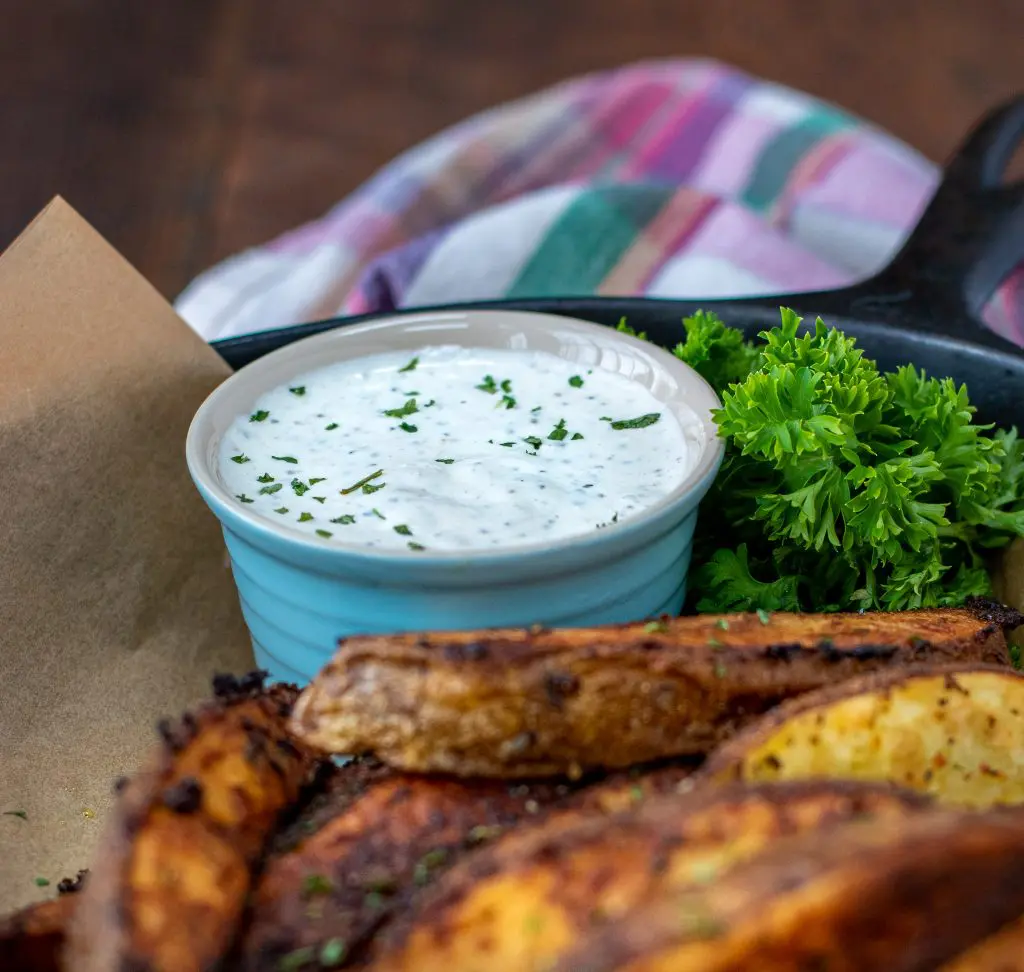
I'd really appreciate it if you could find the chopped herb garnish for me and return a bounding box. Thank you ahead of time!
[408,541,426,551]
[320,939,347,967]
[340,470,383,495]
[325,422,339,431]
[249,410,270,422]
[397,356,419,373]
[531,405,542,413]
[599,416,612,421]
[278,946,315,971]
[259,483,284,495]
[499,441,515,447]
[399,422,418,433]
[331,514,356,525]
[708,637,722,649]
[302,873,333,897]
[498,394,516,410]
[236,494,254,504]
[500,379,512,393]
[291,479,310,496]
[289,386,306,396]
[401,390,420,396]
[364,890,385,910]
[716,619,730,630]
[713,661,728,679]
[571,432,584,440]
[435,458,455,464]
[315,529,332,538]
[424,399,436,407]
[393,524,413,536]
[383,398,419,418]
[757,608,772,625]
[413,848,448,885]
[476,375,498,394]
[362,481,385,495]
[569,375,584,388]
[274,507,289,514]
[272,455,299,464]
[3,810,27,820]
[230,454,250,464]
[309,477,326,486]
[610,412,661,430]
[548,418,568,441]
[257,473,275,483]
[523,436,543,450]
[298,512,314,523]
[629,784,644,803]
[313,496,326,504]
[643,619,668,634]
[371,508,386,520]
[34,877,50,887]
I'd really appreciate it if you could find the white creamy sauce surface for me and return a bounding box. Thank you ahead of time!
[218,346,697,552]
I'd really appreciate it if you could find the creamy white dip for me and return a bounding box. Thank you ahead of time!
[218,346,696,552]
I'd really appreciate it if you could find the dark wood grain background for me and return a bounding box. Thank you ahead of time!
[2,0,1022,299]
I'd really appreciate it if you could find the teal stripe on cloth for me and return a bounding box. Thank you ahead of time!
[742,111,852,212]
[506,184,670,297]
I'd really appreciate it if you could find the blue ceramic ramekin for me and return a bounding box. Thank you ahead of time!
[186,309,724,684]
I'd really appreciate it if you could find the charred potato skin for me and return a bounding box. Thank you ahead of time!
[240,761,695,970]
[290,603,1017,777]
[699,663,1024,808]
[554,807,1024,972]
[66,674,323,972]
[363,781,932,972]
[0,876,84,972]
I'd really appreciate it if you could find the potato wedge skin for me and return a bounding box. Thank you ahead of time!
[0,892,77,972]
[701,663,1024,808]
[363,781,930,972]
[937,915,1024,971]
[241,761,695,970]
[554,807,1024,972]
[290,603,1015,776]
[67,675,322,972]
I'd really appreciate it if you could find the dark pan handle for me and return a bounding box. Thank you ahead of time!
[836,93,1024,341]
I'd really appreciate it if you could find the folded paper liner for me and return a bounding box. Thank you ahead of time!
[0,198,253,912]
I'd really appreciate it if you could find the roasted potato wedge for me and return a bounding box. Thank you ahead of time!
[362,781,930,972]
[241,760,694,970]
[0,878,82,972]
[552,806,1024,972]
[67,673,323,972]
[938,915,1024,971]
[701,663,1024,808]
[290,601,1017,776]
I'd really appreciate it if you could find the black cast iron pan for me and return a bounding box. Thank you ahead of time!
[212,95,1024,427]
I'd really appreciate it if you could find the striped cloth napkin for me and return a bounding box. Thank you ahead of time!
[175,59,1024,346]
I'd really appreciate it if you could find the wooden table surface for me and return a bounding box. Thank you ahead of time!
[2,0,1022,300]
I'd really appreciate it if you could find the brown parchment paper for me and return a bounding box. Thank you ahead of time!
[0,198,253,912]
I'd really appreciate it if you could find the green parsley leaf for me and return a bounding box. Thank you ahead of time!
[609,413,661,430]
[476,375,498,394]
[384,398,419,418]
[274,507,289,514]
[289,386,306,396]
[498,394,516,410]
[325,422,339,431]
[398,356,419,373]
[257,473,275,483]
[259,483,284,495]
[523,436,543,450]
[501,379,512,393]
[298,512,314,522]
[3,810,27,820]
[249,410,269,423]
[371,508,386,520]
[435,458,455,464]
[393,524,412,536]
[291,479,310,496]
[309,477,326,486]
[331,514,356,525]
[35,877,50,887]
[236,494,254,504]
[571,432,584,440]
[568,375,584,388]
[312,496,326,504]
[363,482,385,495]
[671,310,759,390]
[399,422,418,433]
[320,939,347,967]
[272,455,298,464]
[408,541,426,551]
[716,618,730,630]
[230,454,250,464]
[277,946,315,971]
[499,441,515,447]
[615,317,647,341]
[547,418,568,441]
[315,529,332,538]
[340,470,383,495]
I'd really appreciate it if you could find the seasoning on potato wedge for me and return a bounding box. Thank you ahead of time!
[551,806,1024,972]
[66,672,324,972]
[700,663,1024,808]
[289,602,1018,777]
[361,780,931,972]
